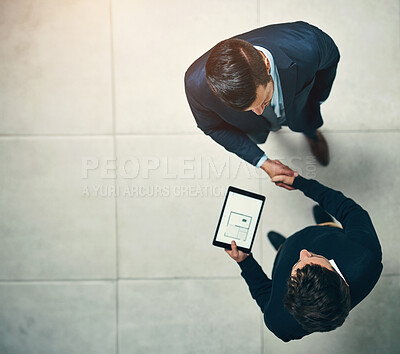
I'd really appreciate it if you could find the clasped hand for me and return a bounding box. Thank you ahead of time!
[261,159,298,190]
[226,159,298,263]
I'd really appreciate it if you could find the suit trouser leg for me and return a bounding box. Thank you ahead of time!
[301,62,339,139]
[311,63,339,103]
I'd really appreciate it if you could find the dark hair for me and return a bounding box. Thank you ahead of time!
[284,264,351,333]
[205,38,271,111]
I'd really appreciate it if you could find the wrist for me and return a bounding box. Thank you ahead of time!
[260,158,272,173]
[291,175,306,189]
[237,254,250,263]
[237,253,254,269]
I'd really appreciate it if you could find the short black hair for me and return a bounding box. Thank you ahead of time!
[284,264,351,333]
[205,38,271,111]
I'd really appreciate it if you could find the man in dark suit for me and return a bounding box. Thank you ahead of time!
[184,21,340,181]
[225,166,382,342]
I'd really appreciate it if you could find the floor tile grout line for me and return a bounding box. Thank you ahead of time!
[0,129,399,139]
[258,165,264,353]
[0,132,202,138]
[109,0,119,353]
[0,276,246,283]
[258,160,265,354]
[260,313,264,354]
[0,273,396,284]
[257,2,265,352]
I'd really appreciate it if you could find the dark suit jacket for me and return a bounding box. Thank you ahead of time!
[184,21,340,165]
[239,177,383,342]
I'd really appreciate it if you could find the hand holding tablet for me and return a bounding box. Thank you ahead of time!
[212,186,265,254]
[225,240,249,263]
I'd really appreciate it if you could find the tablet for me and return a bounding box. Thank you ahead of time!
[212,186,265,253]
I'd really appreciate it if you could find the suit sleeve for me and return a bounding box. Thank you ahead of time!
[292,176,382,255]
[185,86,265,166]
[237,254,272,312]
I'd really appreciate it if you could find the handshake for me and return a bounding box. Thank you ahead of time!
[261,159,299,190]
[226,159,299,263]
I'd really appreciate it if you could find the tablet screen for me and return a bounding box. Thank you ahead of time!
[213,186,265,253]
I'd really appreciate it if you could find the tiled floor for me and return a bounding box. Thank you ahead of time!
[0,1,399,353]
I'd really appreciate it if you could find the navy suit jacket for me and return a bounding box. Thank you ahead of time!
[184,21,340,165]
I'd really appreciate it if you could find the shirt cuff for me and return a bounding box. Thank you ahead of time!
[255,154,268,168]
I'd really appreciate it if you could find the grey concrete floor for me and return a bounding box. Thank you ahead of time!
[0,0,399,353]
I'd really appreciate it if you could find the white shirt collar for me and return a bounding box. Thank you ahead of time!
[328,259,348,285]
[253,45,284,117]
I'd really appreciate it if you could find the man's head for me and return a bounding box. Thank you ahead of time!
[205,38,273,113]
[284,249,351,333]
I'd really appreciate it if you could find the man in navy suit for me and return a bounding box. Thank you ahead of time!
[185,21,340,182]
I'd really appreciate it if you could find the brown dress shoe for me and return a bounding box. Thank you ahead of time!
[305,130,330,166]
